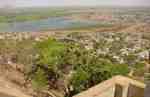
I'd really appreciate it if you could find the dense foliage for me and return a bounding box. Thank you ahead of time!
[29,38,129,96]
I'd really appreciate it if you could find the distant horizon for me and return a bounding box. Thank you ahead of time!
[0,0,150,8]
[1,5,150,9]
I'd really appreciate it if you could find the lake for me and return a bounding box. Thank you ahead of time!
[0,17,100,32]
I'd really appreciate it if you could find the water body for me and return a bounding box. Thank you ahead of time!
[0,17,100,32]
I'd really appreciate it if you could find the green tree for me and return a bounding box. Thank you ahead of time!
[31,38,66,89]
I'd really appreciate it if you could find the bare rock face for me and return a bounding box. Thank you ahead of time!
[0,64,34,97]
[0,77,31,97]
[0,63,26,86]
[0,92,15,97]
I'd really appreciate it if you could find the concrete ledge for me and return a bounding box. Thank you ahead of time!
[73,75,145,97]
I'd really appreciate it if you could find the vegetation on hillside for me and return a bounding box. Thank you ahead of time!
[0,31,149,97]
[28,38,129,96]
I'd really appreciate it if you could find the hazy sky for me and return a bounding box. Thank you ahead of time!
[0,0,150,7]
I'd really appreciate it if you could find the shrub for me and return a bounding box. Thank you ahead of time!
[31,68,49,90]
